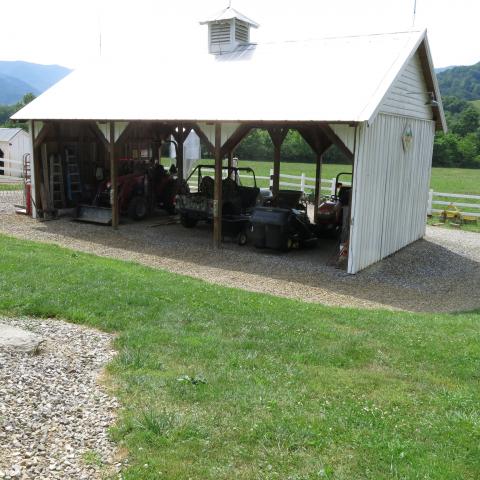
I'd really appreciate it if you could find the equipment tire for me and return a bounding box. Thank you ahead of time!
[237,230,248,246]
[180,213,198,228]
[128,196,148,221]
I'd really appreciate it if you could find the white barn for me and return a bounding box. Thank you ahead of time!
[12,7,445,274]
[0,128,31,178]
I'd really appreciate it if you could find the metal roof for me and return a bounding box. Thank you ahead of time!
[12,29,445,130]
[199,6,259,28]
[0,128,24,142]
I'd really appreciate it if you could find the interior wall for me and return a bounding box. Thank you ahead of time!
[348,114,435,274]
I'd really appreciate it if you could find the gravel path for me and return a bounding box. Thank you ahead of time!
[0,211,479,312]
[0,317,120,480]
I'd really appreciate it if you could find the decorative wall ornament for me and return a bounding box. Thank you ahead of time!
[402,124,414,152]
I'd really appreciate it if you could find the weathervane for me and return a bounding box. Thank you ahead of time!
[412,0,417,26]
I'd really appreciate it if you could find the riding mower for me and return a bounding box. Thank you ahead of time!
[315,172,352,237]
[76,162,185,224]
[250,189,317,251]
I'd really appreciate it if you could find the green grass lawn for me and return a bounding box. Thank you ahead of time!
[1,235,479,479]
[0,182,22,191]
[192,159,480,196]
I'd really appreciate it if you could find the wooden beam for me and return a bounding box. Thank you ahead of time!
[172,125,192,180]
[29,120,40,218]
[314,153,323,220]
[268,127,288,197]
[297,126,331,156]
[87,122,110,149]
[319,124,354,162]
[115,121,134,145]
[109,121,119,229]
[213,123,222,248]
[33,122,53,149]
[220,124,252,157]
[193,124,215,156]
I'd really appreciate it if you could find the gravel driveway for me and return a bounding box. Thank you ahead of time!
[0,317,120,480]
[0,210,479,313]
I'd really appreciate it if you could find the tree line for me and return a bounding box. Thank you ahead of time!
[433,96,480,168]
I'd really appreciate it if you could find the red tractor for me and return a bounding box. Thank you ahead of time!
[77,163,186,224]
[315,172,352,237]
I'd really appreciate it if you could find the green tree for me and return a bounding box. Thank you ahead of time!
[0,93,36,130]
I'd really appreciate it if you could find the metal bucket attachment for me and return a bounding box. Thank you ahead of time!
[75,205,112,225]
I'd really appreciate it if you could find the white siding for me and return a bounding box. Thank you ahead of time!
[0,131,31,177]
[379,52,433,120]
[330,124,356,153]
[348,114,435,274]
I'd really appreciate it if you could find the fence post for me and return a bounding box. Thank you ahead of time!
[331,177,336,196]
[269,168,274,189]
[427,189,433,216]
[300,173,305,192]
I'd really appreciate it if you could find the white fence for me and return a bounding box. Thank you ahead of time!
[187,168,480,219]
[428,190,480,218]
[187,168,347,196]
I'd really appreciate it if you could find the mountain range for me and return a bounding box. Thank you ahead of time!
[0,61,71,105]
[436,61,480,101]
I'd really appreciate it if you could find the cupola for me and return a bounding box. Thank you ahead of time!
[200,6,259,55]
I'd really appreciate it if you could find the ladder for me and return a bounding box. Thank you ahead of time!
[65,147,82,202]
[49,154,66,209]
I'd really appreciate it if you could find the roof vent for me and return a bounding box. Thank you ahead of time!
[200,6,259,55]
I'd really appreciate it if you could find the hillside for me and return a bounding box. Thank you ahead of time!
[437,61,480,100]
[0,61,71,105]
[0,74,39,104]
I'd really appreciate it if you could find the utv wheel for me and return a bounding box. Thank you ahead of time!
[237,230,248,246]
[128,196,148,221]
[180,214,198,228]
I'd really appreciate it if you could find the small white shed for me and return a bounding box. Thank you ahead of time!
[0,128,31,178]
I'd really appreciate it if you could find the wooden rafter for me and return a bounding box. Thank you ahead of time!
[193,123,215,155]
[33,122,53,149]
[220,124,252,157]
[319,124,354,162]
[88,122,110,148]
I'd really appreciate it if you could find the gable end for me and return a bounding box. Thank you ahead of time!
[379,52,433,121]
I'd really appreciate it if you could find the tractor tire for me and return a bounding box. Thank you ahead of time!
[180,213,198,228]
[128,196,149,221]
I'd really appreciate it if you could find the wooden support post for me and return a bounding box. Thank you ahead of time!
[176,136,184,180]
[109,121,119,229]
[272,143,281,197]
[314,153,323,220]
[213,123,222,248]
[29,120,40,219]
[268,127,288,198]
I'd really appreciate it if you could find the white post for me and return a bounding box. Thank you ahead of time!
[427,189,433,216]
[331,177,336,196]
[300,172,305,192]
[269,168,274,189]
